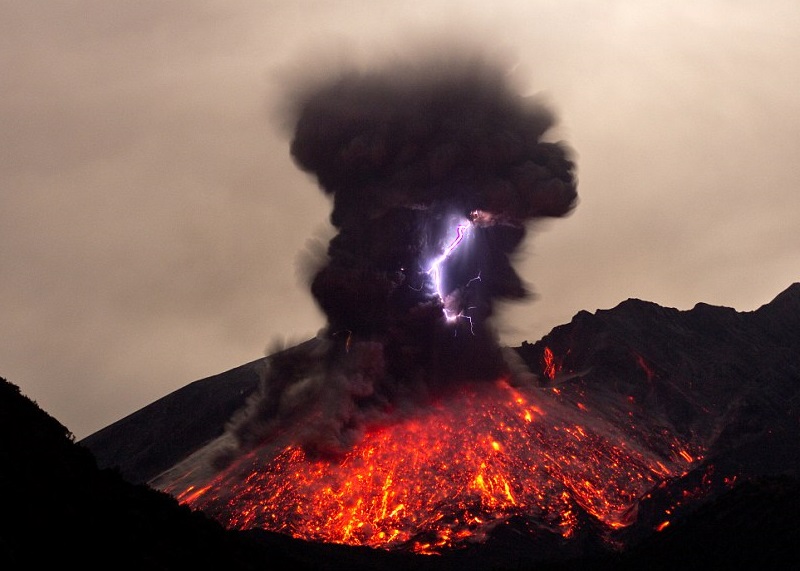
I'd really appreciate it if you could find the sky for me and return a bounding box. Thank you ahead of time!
[1,0,798,441]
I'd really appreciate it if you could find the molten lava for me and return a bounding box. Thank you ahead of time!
[168,377,700,554]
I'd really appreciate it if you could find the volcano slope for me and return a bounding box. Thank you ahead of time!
[78,283,800,568]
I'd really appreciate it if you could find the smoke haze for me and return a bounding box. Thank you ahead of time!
[1,1,797,441]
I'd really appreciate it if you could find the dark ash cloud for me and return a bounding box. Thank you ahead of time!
[213,53,578,463]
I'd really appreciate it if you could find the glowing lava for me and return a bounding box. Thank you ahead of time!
[168,379,700,554]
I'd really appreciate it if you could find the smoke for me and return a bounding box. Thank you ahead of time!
[216,50,578,464]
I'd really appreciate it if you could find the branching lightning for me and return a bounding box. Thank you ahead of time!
[427,218,473,322]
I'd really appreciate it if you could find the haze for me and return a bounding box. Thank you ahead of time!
[1,1,798,440]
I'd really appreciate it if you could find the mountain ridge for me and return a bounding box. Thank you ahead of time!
[82,283,799,486]
[3,283,798,568]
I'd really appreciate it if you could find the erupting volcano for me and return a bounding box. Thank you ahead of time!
[166,376,702,554]
[153,53,708,555]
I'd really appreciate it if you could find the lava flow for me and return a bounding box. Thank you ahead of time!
[169,378,700,554]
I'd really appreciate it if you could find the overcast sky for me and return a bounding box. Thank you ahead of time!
[2,1,798,440]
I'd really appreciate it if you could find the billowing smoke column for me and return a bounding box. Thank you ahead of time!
[217,56,577,465]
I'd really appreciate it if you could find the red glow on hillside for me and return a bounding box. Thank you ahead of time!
[635,354,656,381]
[168,379,700,554]
[542,347,559,380]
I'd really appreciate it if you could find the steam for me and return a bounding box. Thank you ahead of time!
[216,51,578,463]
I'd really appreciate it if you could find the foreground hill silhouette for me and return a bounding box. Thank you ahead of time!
[2,376,798,570]
[0,377,297,570]
[3,284,799,569]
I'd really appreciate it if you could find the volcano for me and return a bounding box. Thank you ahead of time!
[81,282,800,567]
[79,55,799,568]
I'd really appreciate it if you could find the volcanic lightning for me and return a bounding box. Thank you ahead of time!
[427,215,473,322]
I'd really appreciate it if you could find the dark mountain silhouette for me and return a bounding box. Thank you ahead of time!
[3,284,799,569]
[0,376,286,570]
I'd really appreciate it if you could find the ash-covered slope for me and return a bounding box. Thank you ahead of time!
[81,284,800,565]
[3,283,798,570]
[84,283,800,492]
[81,338,321,484]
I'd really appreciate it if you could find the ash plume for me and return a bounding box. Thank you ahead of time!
[217,52,578,464]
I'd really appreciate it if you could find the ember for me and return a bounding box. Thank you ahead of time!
[168,378,700,554]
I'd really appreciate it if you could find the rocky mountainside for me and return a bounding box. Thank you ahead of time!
[514,282,800,549]
[519,282,800,481]
[3,284,797,569]
[2,375,797,570]
[85,284,800,490]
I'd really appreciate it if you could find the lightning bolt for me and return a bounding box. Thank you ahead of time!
[427,219,473,323]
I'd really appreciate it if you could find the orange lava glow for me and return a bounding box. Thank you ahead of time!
[542,347,559,380]
[169,379,699,554]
